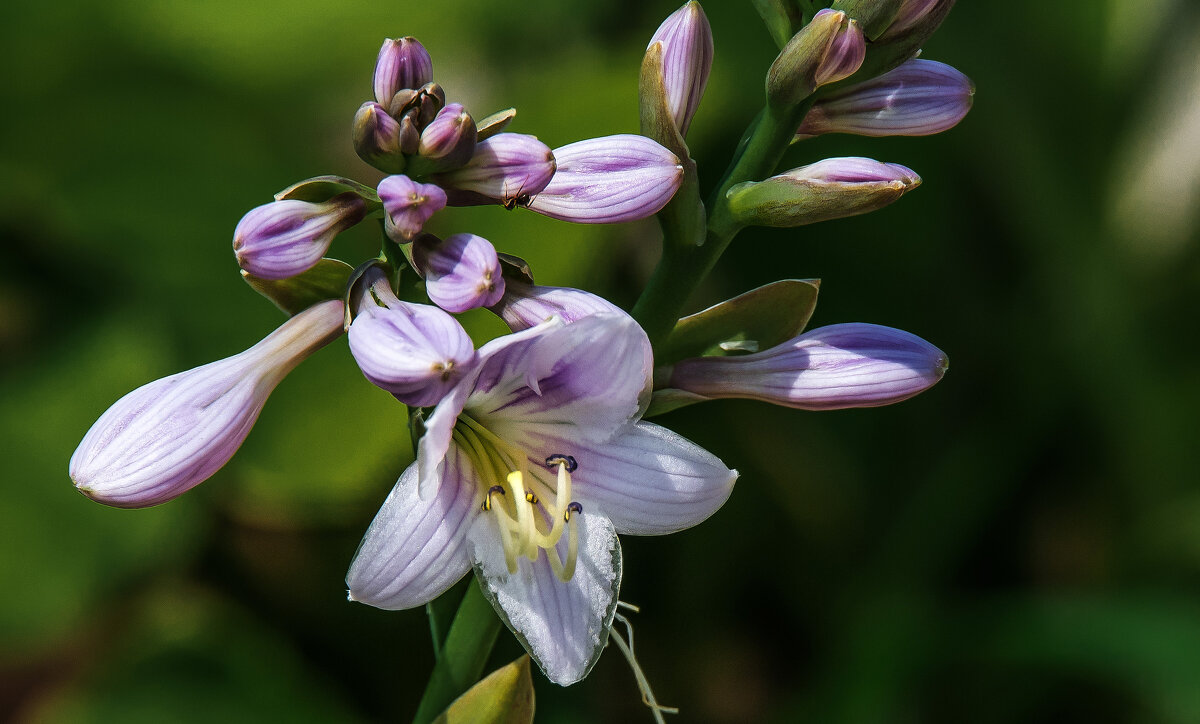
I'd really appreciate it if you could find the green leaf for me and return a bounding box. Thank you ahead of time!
[274,175,380,204]
[432,656,535,724]
[660,279,820,363]
[242,258,355,316]
[476,108,517,142]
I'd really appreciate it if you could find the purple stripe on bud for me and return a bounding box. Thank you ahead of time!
[433,133,556,207]
[378,175,447,241]
[418,103,477,170]
[414,233,506,313]
[353,102,405,173]
[526,135,683,223]
[878,0,942,42]
[70,300,345,508]
[799,156,920,184]
[668,322,947,410]
[233,193,367,280]
[798,60,974,138]
[374,37,434,106]
[489,281,626,332]
[648,1,713,137]
[349,269,476,407]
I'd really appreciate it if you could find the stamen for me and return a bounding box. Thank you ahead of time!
[481,485,506,511]
[506,471,538,560]
[524,492,538,505]
[565,501,583,522]
[544,453,578,472]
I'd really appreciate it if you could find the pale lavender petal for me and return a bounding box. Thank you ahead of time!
[797,156,920,184]
[346,449,477,610]
[433,133,556,206]
[349,273,475,407]
[648,1,713,136]
[668,322,948,410]
[414,233,506,313]
[489,282,626,332]
[469,314,652,452]
[70,300,345,508]
[516,421,736,536]
[878,0,942,41]
[526,135,683,223]
[374,37,434,106]
[469,507,621,686]
[417,320,559,501]
[378,175,447,241]
[233,194,367,280]
[798,60,974,138]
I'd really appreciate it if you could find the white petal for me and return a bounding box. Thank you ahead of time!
[535,421,738,536]
[469,509,622,686]
[346,447,479,609]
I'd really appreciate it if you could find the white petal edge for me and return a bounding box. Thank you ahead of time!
[469,508,622,686]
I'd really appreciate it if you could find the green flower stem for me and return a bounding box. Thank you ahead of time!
[412,582,503,724]
[632,100,810,351]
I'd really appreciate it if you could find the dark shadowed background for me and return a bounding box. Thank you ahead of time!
[3,1,1200,722]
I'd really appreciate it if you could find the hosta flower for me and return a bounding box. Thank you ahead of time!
[346,312,737,685]
[70,300,345,508]
[413,233,505,313]
[668,322,948,409]
[378,174,447,241]
[767,9,865,107]
[233,194,368,280]
[647,1,713,137]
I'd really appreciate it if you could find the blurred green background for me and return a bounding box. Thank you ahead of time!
[4,1,1200,722]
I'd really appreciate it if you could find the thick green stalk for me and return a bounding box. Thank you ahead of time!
[412,582,503,724]
[631,101,809,350]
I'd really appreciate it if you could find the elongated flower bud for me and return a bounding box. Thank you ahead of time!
[70,300,345,508]
[353,102,406,173]
[433,133,556,207]
[349,269,476,407]
[374,37,434,107]
[668,323,947,410]
[767,9,865,108]
[413,233,505,313]
[489,282,626,332]
[877,0,947,42]
[526,135,683,223]
[646,1,713,137]
[727,157,920,227]
[417,103,477,170]
[233,194,367,280]
[378,175,447,241]
[797,59,974,139]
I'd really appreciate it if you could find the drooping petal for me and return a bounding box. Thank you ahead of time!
[526,135,683,223]
[469,508,622,686]
[346,448,478,610]
[413,233,506,313]
[532,421,738,536]
[468,314,652,452]
[417,320,562,500]
[70,300,345,508]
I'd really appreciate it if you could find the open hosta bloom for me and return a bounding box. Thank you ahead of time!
[347,312,737,685]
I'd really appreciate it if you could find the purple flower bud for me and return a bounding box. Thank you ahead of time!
[526,135,683,223]
[489,281,626,332]
[767,9,865,107]
[727,157,920,227]
[70,300,345,508]
[647,1,713,137]
[374,37,434,107]
[433,133,556,207]
[233,193,368,280]
[797,60,974,138]
[668,322,947,410]
[878,0,943,42]
[353,102,406,173]
[378,175,447,241]
[349,269,476,407]
[413,233,506,313]
[418,103,477,170]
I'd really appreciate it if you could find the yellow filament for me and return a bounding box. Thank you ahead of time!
[531,461,571,549]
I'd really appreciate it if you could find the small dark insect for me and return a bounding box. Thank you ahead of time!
[501,180,533,211]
